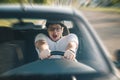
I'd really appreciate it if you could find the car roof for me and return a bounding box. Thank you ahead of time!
[0,4,79,20]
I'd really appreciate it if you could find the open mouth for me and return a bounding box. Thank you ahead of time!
[53,34,57,39]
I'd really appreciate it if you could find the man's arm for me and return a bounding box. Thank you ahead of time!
[35,40,49,51]
[35,40,51,59]
[64,41,78,60]
[66,41,78,52]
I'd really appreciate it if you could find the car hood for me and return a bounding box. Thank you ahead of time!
[1,59,96,75]
[0,59,119,80]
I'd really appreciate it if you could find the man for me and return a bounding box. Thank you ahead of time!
[35,21,78,60]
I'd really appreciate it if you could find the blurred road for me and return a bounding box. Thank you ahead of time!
[81,10,120,57]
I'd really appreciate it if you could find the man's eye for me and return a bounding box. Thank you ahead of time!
[56,28,60,30]
[49,28,62,31]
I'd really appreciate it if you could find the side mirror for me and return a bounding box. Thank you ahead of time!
[113,49,120,69]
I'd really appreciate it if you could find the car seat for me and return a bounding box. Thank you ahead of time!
[0,27,24,74]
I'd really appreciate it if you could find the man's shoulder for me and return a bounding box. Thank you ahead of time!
[36,33,48,37]
[66,33,78,37]
[37,33,46,36]
[35,33,49,42]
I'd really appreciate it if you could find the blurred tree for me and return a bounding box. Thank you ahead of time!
[0,0,27,3]
[110,0,120,7]
[0,0,48,4]
[33,0,47,4]
[111,0,120,4]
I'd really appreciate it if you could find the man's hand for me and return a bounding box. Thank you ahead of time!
[64,50,76,60]
[39,49,51,60]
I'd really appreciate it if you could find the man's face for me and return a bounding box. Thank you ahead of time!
[47,24,64,41]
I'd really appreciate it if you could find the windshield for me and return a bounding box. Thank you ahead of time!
[0,17,109,75]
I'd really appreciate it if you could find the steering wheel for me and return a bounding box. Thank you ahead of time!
[51,51,64,56]
[50,51,77,62]
[48,51,64,59]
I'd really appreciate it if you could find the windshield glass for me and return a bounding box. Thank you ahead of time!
[0,17,109,76]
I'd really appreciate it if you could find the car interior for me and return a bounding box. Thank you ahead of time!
[0,19,84,74]
[0,18,106,75]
